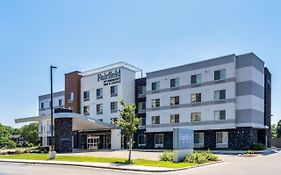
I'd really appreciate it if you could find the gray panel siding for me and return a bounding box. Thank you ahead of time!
[147,78,235,95]
[146,98,236,112]
[39,91,65,100]
[146,119,236,128]
[147,55,235,79]
[236,53,264,73]
[236,109,264,125]
[236,81,264,99]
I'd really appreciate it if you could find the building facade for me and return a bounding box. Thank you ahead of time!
[38,91,65,147]
[16,53,271,151]
[135,53,270,150]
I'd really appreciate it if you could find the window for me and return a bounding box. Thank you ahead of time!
[110,101,118,113]
[96,88,103,99]
[191,112,201,122]
[138,102,146,113]
[152,81,160,91]
[96,104,103,114]
[99,119,103,122]
[214,69,226,81]
[191,74,201,84]
[170,96,179,106]
[68,92,74,102]
[83,91,90,101]
[170,114,179,123]
[139,117,146,126]
[111,118,118,124]
[191,93,201,103]
[216,132,228,148]
[154,134,164,148]
[151,99,160,108]
[194,133,204,148]
[214,110,226,120]
[170,78,179,88]
[152,116,160,125]
[138,86,146,95]
[40,103,44,109]
[138,134,146,146]
[214,90,226,100]
[110,85,118,97]
[59,99,63,106]
[83,105,90,116]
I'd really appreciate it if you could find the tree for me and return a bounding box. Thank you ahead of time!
[0,124,16,148]
[276,120,281,138]
[115,100,139,162]
[20,122,39,146]
[271,124,277,138]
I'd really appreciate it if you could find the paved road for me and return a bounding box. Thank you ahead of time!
[1,151,281,175]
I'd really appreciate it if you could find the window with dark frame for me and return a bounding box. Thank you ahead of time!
[152,116,160,125]
[170,78,179,88]
[170,96,179,106]
[191,74,201,84]
[151,99,160,108]
[191,93,201,103]
[110,85,118,97]
[152,81,160,91]
[214,69,226,81]
[170,114,179,123]
[96,88,103,99]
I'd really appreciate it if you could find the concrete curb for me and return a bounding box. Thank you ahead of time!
[0,159,224,173]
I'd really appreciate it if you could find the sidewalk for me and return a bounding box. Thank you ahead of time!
[0,158,223,172]
[0,158,173,172]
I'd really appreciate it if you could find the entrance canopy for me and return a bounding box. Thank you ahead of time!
[15,112,117,131]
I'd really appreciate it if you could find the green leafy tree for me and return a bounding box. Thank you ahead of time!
[115,100,139,162]
[20,122,39,146]
[0,124,16,148]
[271,124,277,138]
[276,120,281,138]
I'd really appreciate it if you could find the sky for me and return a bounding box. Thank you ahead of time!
[0,0,280,127]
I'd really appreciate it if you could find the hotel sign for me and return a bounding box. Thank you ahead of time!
[97,69,121,86]
[173,128,194,149]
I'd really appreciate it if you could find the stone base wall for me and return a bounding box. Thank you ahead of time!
[55,118,73,153]
[133,127,266,150]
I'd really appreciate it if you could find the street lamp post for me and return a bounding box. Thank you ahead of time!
[49,65,57,159]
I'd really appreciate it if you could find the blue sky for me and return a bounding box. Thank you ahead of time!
[0,0,280,127]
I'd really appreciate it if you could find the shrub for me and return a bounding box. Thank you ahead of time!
[204,151,218,161]
[250,143,266,150]
[14,149,24,154]
[0,151,7,155]
[184,152,208,164]
[246,150,255,154]
[4,140,17,149]
[23,141,34,148]
[160,151,174,162]
[184,151,218,164]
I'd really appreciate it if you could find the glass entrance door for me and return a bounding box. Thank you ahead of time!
[87,136,99,149]
[87,137,94,149]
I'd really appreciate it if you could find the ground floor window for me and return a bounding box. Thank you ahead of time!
[216,131,228,148]
[154,133,164,148]
[138,134,146,147]
[194,132,204,148]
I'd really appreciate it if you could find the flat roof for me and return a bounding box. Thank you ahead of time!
[79,61,142,77]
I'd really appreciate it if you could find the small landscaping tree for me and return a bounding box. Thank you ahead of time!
[115,100,139,162]
[276,120,281,138]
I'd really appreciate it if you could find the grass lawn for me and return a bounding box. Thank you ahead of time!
[0,153,195,169]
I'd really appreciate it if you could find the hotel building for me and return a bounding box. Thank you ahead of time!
[15,53,271,151]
